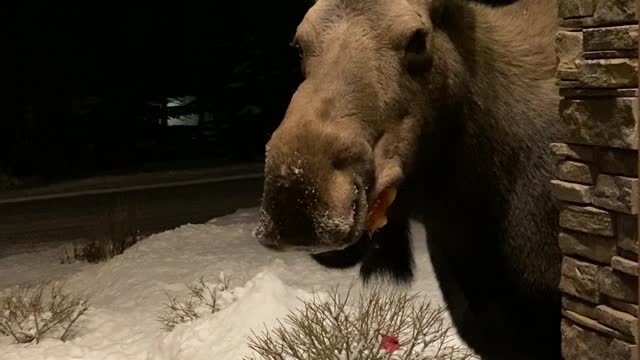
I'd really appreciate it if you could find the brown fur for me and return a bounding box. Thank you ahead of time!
[256,1,563,359]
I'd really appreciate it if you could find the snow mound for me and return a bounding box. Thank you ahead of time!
[0,207,466,360]
[150,270,318,360]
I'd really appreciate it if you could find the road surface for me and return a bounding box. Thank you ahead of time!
[0,166,265,257]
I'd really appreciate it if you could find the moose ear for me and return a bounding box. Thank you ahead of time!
[430,0,519,28]
[428,0,452,29]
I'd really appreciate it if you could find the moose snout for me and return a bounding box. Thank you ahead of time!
[255,167,357,251]
[255,119,373,252]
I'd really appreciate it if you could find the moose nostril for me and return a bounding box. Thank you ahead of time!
[332,156,349,170]
[332,149,358,170]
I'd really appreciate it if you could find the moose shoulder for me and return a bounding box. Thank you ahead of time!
[255,0,562,359]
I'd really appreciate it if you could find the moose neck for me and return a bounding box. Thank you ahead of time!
[408,0,559,222]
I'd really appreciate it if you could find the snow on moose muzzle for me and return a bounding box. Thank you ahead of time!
[254,177,398,253]
[253,122,398,253]
[254,173,362,253]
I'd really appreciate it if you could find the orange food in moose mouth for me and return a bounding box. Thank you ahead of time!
[367,187,397,231]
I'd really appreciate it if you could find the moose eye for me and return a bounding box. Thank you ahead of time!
[290,39,307,78]
[404,28,430,74]
[290,39,304,59]
[405,28,427,55]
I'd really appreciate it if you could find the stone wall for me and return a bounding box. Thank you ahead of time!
[555,0,639,359]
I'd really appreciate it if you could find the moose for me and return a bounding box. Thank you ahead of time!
[255,0,562,358]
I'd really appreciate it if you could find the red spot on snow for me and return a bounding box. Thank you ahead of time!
[381,334,400,353]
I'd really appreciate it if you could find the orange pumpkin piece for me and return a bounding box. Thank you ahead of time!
[367,187,397,231]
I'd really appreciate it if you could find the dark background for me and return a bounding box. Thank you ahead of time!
[3,1,310,190]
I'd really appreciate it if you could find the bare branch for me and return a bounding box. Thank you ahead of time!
[0,282,89,344]
[245,284,477,360]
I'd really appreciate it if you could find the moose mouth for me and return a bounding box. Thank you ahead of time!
[307,180,370,254]
[255,180,367,254]
[308,185,398,260]
[255,179,398,255]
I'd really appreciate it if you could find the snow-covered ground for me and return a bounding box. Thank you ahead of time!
[0,207,468,360]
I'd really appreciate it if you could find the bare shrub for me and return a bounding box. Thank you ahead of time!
[104,200,142,258]
[157,273,236,331]
[0,282,89,344]
[60,240,101,264]
[245,283,477,360]
[0,173,22,191]
[61,200,142,264]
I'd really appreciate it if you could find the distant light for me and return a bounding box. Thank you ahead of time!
[169,114,199,126]
[167,96,199,126]
[167,96,196,108]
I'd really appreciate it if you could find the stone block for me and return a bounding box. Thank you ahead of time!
[599,266,639,303]
[559,231,617,263]
[578,59,638,88]
[550,143,594,161]
[557,31,584,80]
[609,339,638,360]
[597,148,638,177]
[560,257,602,302]
[617,214,639,256]
[591,175,639,214]
[584,25,639,51]
[558,79,583,89]
[559,97,638,149]
[561,320,614,360]
[606,297,640,317]
[559,205,615,236]
[560,88,638,97]
[563,0,637,27]
[563,309,631,340]
[562,319,637,360]
[611,256,639,276]
[563,295,600,319]
[551,180,592,203]
[558,68,581,80]
[558,0,595,18]
[593,0,636,26]
[584,50,638,59]
[597,305,638,337]
[556,161,594,184]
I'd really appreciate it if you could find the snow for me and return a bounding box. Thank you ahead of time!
[149,271,317,360]
[0,207,468,360]
[0,244,91,289]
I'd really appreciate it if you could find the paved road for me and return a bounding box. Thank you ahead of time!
[0,170,265,257]
[0,163,265,204]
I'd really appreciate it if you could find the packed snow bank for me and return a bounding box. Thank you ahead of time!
[0,244,90,289]
[150,270,319,360]
[0,208,466,360]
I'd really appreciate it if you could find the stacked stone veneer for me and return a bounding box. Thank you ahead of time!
[554,0,639,359]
